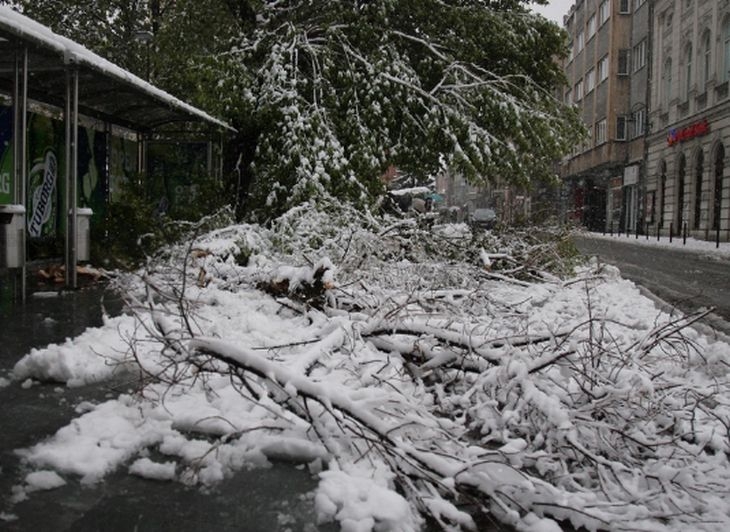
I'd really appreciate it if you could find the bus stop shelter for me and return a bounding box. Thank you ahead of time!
[0,7,233,298]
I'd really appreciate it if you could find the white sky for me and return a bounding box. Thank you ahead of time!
[531,0,571,25]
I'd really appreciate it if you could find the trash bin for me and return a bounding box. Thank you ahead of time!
[0,204,26,268]
[75,207,93,262]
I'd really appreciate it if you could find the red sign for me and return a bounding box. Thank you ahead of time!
[667,119,710,146]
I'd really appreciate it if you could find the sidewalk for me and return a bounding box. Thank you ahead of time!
[576,229,730,257]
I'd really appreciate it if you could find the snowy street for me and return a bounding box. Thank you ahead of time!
[573,232,730,329]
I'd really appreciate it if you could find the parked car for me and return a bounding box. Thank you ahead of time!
[469,208,497,229]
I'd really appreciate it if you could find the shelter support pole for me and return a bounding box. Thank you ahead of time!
[12,48,28,300]
[137,132,148,178]
[64,68,79,289]
[218,131,224,181]
[206,139,213,179]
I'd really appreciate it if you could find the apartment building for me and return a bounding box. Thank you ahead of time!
[559,0,650,232]
[645,0,730,241]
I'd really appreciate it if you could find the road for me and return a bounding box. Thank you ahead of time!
[572,235,730,332]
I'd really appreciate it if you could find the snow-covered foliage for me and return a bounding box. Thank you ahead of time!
[12,202,730,531]
[234,0,582,214]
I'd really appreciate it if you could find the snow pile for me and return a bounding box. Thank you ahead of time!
[10,201,730,531]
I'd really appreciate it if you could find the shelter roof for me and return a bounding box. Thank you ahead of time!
[0,6,233,133]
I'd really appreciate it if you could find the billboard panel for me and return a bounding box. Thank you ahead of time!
[0,105,13,204]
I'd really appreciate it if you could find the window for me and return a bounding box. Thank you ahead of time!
[576,30,585,53]
[586,67,596,93]
[620,0,631,14]
[662,58,673,105]
[702,30,711,89]
[575,79,584,101]
[595,119,607,145]
[568,42,574,62]
[598,55,609,82]
[587,14,597,39]
[616,116,627,140]
[684,43,693,99]
[633,40,647,72]
[632,108,646,138]
[599,1,610,25]
[723,19,730,82]
[618,49,630,75]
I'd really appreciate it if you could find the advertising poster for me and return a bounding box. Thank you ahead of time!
[77,125,108,224]
[109,135,137,202]
[26,113,64,242]
[0,105,13,204]
[147,141,207,214]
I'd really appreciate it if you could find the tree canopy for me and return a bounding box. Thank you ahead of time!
[8,0,581,218]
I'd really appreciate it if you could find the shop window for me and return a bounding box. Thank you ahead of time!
[694,150,703,229]
[713,145,725,230]
[676,154,686,234]
[659,161,667,228]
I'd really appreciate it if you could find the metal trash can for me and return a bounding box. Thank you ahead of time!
[0,204,26,268]
[75,207,93,262]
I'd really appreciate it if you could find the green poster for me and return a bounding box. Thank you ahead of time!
[27,113,63,239]
[109,135,137,203]
[148,141,207,211]
[0,105,13,204]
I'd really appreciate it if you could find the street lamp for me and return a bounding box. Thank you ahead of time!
[134,30,153,81]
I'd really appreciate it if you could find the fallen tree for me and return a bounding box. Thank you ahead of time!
[17,199,730,531]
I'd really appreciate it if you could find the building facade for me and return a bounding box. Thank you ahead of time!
[645,0,730,241]
[560,0,651,233]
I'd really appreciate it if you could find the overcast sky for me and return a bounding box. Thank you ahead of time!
[531,1,570,25]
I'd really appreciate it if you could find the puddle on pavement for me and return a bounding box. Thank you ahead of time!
[0,285,335,532]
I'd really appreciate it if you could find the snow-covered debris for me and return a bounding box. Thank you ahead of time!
[10,201,730,531]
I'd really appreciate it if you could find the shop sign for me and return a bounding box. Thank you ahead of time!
[667,119,710,146]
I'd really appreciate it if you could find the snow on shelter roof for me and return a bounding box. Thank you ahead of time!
[0,6,234,132]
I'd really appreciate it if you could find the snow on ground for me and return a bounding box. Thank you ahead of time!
[577,228,730,257]
[8,204,730,531]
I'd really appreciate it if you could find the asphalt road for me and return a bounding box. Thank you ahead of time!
[572,234,730,332]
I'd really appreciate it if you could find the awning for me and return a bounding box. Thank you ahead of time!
[0,6,234,133]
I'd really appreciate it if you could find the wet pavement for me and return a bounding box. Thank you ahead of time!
[573,234,730,335]
[0,284,335,532]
